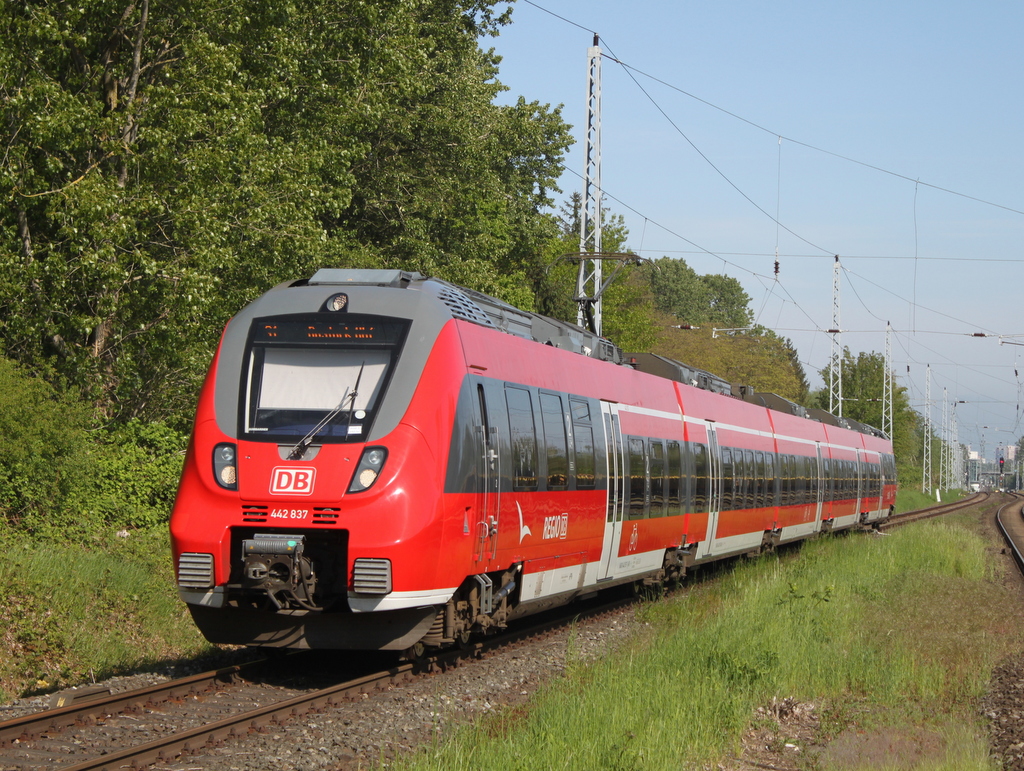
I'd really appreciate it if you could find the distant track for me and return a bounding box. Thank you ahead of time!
[995,494,1024,576]
[877,491,988,531]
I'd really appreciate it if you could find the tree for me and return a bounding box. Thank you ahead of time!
[541,196,657,351]
[653,320,809,404]
[812,349,922,483]
[0,0,572,423]
[642,257,753,329]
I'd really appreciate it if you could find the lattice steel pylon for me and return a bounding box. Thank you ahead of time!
[940,388,949,491]
[922,364,932,493]
[883,322,893,438]
[827,256,843,416]
[576,35,603,334]
[951,405,961,489]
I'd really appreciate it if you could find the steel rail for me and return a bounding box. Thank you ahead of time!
[61,662,419,771]
[2,596,631,770]
[878,491,988,531]
[995,495,1024,576]
[0,662,251,748]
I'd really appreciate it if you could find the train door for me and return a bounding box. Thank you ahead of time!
[855,449,864,518]
[598,402,626,580]
[814,443,824,526]
[693,424,721,561]
[474,382,501,563]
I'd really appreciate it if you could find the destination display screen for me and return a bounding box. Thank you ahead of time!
[250,315,407,346]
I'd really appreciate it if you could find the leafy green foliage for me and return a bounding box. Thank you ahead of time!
[0,358,95,532]
[0,0,571,424]
[0,357,186,536]
[642,256,754,329]
[652,318,810,403]
[812,349,922,483]
[87,420,187,530]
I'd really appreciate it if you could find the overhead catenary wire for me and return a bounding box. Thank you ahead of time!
[515,0,1024,449]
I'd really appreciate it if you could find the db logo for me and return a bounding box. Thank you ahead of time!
[270,467,316,496]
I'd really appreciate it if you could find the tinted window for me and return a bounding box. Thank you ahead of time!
[628,437,647,519]
[506,387,537,490]
[667,440,682,517]
[720,448,734,511]
[540,393,568,489]
[649,440,665,518]
[570,398,596,490]
[693,443,709,511]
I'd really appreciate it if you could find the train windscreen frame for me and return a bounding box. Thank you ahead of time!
[239,313,410,442]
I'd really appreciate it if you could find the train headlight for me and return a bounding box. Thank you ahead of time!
[213,443,238,490]
[322,293,349,312]
[349,447,388,493]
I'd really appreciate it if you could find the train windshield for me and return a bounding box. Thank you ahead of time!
[241,314,408,441]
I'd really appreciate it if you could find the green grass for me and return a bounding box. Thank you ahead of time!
[0,527,214,700]
[395,516,1021,770]
[896,486,965,513]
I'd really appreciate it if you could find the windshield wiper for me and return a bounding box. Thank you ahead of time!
[288,362,365,459]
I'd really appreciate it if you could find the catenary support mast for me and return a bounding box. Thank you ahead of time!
[576,35,603,334]
[883,322,893,438]
[922,364,932,493]
[828,256,843,416]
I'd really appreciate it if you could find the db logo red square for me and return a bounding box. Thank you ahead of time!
[270,467,316,496]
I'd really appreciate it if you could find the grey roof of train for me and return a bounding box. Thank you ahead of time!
[234,269,886,441]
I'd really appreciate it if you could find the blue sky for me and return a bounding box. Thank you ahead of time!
[489,0,1024,464]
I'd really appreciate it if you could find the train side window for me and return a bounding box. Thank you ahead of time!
[749,448,757,507]
[505,387,538,491]
[693,443,709,512]
[667,440,682,517]
[628,437,647,520]
[570,398,590,422]
[782,454,790,507]
[738,449,748,509]
[790,454,798,506]
[753,448,761,507]
[574,423,596,489]
[720,448,734,511]
[540,392,568,489]
[819,456,827,505]
[570,397,596,490]
[649,439,666,518]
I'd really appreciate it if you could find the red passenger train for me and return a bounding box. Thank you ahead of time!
[170,269,897,652]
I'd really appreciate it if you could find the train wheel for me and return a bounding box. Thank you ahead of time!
[402,641,426,661]
[632,580,664,602]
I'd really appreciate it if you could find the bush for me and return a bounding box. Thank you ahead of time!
[0,358,189,537]
[87,419,188,529]
[0,357,96,534]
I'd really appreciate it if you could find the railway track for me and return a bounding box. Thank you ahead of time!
[995,493,1024,575]
[0,596,631,770]
[1,496,989,770]
[877,491,989,530]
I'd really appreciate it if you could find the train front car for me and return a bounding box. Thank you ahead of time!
[171,269,469,651]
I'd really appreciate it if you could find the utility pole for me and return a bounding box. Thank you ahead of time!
[828,256,843,416]
[883,322,893,438]
[922,364,932,493]
[576,35,603,334]
[946,403,954,487]
[939,388,949,491]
